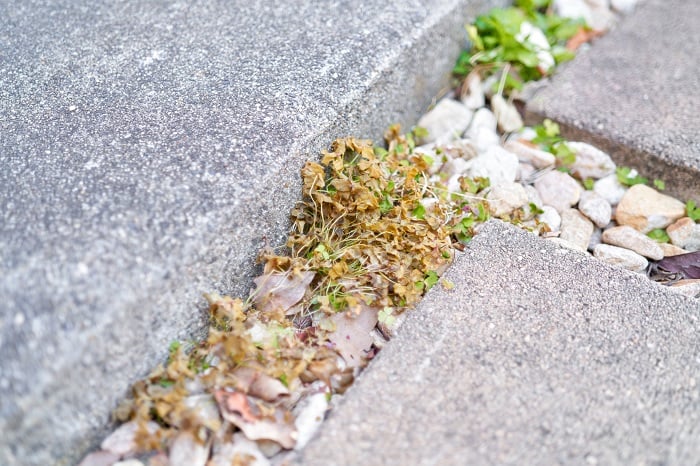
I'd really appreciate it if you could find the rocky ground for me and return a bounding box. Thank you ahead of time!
[413,84,700,297]
[79,0,699,465]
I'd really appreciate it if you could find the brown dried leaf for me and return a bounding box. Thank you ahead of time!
[233,367,290,402]
[169,431,210,466]
[78,451,121,466]
[327,306,379,368]
[252,270,315,315]
[566,27,604,51]
[100,420,160,457]
[208,433,270,466]
[214,390,296,449]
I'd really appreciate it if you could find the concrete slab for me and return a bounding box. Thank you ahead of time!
[295,221,700,466]
[0,1,506,463]
[528,0,700,203]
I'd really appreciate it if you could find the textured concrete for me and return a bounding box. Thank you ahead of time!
[296,221,700,466]
[0,1,506,464]
[528,0,700,203]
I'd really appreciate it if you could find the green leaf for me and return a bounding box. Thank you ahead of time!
[528,202,544,215]
[380,196,393,214]
[687,200,700,222]
[374,147,388,160]
[582,178,595,190]
[653,179,665,191]
[413,126,429,139]
[424,271,439,290]
[553,142,576,166]
[616,167,648,186]
[412,204,426,220]
[647,228,670,243]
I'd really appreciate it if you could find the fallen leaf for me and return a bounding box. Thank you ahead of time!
[214,390,297,449]
[183,394,222,432]
[101,421,160,457]
[169,431,210,466]
[327,306,379,368]
[655,251,700,279]
[233,367,290,401]
[208,433,270,466]
[566,28,604,51]
[214,390,259,423]
[78,451,121,466]
[252,270,315,315]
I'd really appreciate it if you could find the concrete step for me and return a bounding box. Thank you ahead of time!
[295,220,700,465]
[0,1,506,463]
[527,0,700,203]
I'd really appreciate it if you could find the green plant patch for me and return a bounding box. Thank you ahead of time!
[647,228,670,243]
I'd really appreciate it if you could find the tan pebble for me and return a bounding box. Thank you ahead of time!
[615,184,685,233]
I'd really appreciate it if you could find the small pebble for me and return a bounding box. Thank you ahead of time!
[601,225,664,260]
[417,98,473,144]
[534,170,582,212]
[560,208,595,251]
[593,174,627,206]
[568,142,616,180]
[615,185,686,233]
[578,190,612,228]
[593,244,648,273]
[666,217,700,252]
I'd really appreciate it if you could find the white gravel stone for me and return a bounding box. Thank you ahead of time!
[578,190,612,228]
[548,237,589,253]
[615,184,686,233]
[601,225,664,260]
[659,242,689,257]
[611,0,638,13]
[534,170,582,212]
[504,140,556,169]
[466,107,497,136]
[554,0,592,23]
[568,142,616,180]
[467,145,519,186]
[593,174,627,206]
[588,227,603,252]
[417,98,473,144]
[560,209,595,251]
[594,244,648,273]
[491,94,523,133]
[471,126,501,153]
[517,162,537,183]
[441,157,470,178]
[667,217,700,252]
[669,280,700,299]
[486,182,529,217]
[538,206,562,232]
[460,72,485,110]
[589,4,616,30]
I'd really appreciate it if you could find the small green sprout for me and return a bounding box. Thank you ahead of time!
[647,228,670,243]
[687,200,700,222]
[616,166,647,186]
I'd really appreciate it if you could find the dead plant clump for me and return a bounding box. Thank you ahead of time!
[89,126,504,465]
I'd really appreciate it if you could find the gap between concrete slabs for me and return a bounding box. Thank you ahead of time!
[294,220,700,466]
[0,0,507,464]
[527,0,700,203]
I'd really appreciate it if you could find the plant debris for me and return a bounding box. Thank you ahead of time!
[85,2,696,465]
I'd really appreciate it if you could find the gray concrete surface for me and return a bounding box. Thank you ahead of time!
[528,0,700,204]
[0,1,506,464]
[296,221,700,466]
